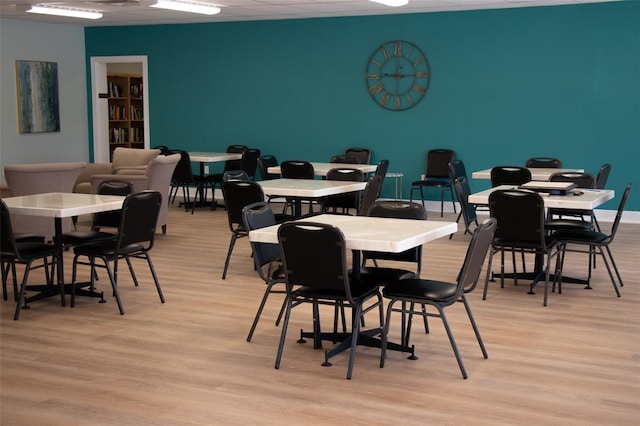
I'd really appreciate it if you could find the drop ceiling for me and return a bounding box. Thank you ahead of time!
[0,0,623,27]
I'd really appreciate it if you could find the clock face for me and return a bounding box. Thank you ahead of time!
[365,40,431,111]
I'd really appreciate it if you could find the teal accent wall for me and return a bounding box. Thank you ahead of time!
[85,2,640,210]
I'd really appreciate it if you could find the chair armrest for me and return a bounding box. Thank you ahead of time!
[114,166,148,175]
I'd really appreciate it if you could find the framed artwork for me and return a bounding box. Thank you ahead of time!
[15,60,60,133]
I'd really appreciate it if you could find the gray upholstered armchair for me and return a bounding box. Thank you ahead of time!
[90,153,180,234]
[3,162,87,240]
[74,147,161,194]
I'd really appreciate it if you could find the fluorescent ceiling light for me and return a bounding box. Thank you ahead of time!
[27,5,103,19]
[150,0,221,15]
[370,0,409,6]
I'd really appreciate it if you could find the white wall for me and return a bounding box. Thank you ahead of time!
[0,18,89,174]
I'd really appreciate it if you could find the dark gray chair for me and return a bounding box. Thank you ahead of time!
[410,149,456,217]
[490,166,532,187]
[380,218,496,379]
[275,220,384,380]
[553,183,631,298]
[483,189,561,306]
[1,200,60,320]
[242,202,287,342]
[322,167,365,214]
[595,163,611,189]
[451,176,479,239]
[70,191,165,315]
[344,147,372,165]
[525,157,562,168]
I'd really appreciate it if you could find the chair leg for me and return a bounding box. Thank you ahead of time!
[598,245,622,297]
[103,259,125,315]
[13,262,33,320]
[222,233,239,280]
[438,306,468,379]
[345,303,363,380]
[247,283,276,342]
[482,248,496,300]
[461,295,488,359]
[144,253,165,303]
[275,296,293,370]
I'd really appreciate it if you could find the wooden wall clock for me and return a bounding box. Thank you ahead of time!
[365,40,431,111]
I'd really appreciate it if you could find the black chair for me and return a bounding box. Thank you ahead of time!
[357,175,383,216]
[490,166,532,187]
[280,160,316,215]
[61,180,133,247]
[525,157,563,168]
[451,176,479,239]
[322,167,365,214]
[70,191,165,315]
[545,172,597,232]
[448,159,469,229]
[275,221,384,380]
[1,200,61,320]
[483,189,561,306]
[222,170,249,182]
[373,159,389,183]
[360,201,426,284]
[206,144,249,209]
[242,202,287,342]
[257,154,280,180]
[553,183,631,298]
[168,150,209,214]
[2,233,46,301]
[595,163,611,189]
[380,218,496,379]
[345,147,372,165]
[239,148,261,181]
[410,149,456,217]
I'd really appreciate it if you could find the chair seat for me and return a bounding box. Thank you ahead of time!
[351,266,416,286]
[411,180,449,187]
[3,242,58,259]
[294,279,379,301]
[60,230,117,245]
[383,278,457,302]
[14,233,45,243]
[493,236,557,252]
[545,219,592,231]
[552,229,609,244]
[74,240,144,258]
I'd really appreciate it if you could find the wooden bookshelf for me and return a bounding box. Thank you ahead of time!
[107,73,145,159]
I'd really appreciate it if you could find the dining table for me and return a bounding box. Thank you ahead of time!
[267,162,377,177]
[471,167,584,181]
[257,178,367,217]
[249,213,457,356]
[3,192,125,305]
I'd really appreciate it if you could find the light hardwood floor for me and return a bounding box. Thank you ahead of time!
[1,202,639,425]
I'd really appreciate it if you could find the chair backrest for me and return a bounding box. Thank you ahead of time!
[424,149,456,179]
[242,201,280,270]
[609,183,632,242]
[280,160,315,179]
[326,167,364,182]
[330,155,360,164]
[595,163,611,189]
[112,147,160,170]
[454,176,477,228]
[549,172,595,189]
[278,221,352,300]
[490,166,532,187]
[223,170,250,182]
[458,218,497,295]
[257,155,280,180]
[92,180,134,229]
[365,201,426,271]
[0,200,19,259]
[358,175,383,216]
[345,147,372,165]
[221,180,265,229]
[373,159,389,182]
[223,145,249,172]
[240,148,261,180]
[525,157,562,168]
[448,159,467,182]
[117,190,162,250]
[145,153,180,230]
[489,189,546,245]
[168,150,195,183]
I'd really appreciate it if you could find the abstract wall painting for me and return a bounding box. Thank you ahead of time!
[15,60,60,133]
